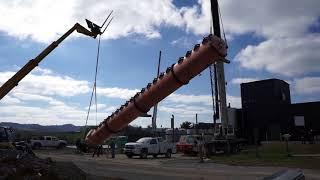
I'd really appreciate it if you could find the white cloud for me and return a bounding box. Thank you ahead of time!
[294,77,320,95]
[0,0,319,44]
[0,103,102,125]
[33,67,53,75]
[0,67,168,103]
[226,95,241,108]
[175,0,320,39]
[167,93,241,108]
[0,0,184,43]
[235,35,320,76]
[220,0,320,39]
[1,95,21,105]
[0,70,90,97]
[12,92,64,105]
[179,0,211,35]
[97,87,139,99]
[231,78,259,85]
[167,93,211,105]
[0,68,129,125]
[170,36,198,48]
[159,104,211,118]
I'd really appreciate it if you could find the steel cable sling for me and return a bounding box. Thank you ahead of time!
[83,35,101,138]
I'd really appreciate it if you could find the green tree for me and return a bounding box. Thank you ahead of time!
[180,121,192,129]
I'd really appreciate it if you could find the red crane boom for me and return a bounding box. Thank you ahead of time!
[85,34,227,145]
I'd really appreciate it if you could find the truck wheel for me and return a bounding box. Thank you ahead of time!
[33,143,41,150]
[140,149,148,159]
[165,150,172,158]
[126,154,133,158]
[57,143,66,149]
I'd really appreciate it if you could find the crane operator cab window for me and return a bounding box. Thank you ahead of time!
[150,139,157,145]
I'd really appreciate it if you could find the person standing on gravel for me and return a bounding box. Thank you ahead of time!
[110,140,115,158]
[92,144,103,157]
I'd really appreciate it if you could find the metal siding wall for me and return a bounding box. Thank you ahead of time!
[241,79,292,143]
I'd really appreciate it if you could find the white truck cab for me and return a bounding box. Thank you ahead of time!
[31,136,67,149]
[124,137,176,158]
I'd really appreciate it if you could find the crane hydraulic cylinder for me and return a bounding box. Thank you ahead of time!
[85,34,227,145]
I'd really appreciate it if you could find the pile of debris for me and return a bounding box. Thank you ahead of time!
[0,149,57,179]
[0,149,119,179]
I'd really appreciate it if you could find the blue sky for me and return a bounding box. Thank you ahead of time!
[0,0,320,127]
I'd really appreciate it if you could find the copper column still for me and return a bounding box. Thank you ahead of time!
[86,34,227,145]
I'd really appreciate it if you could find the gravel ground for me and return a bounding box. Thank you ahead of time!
[35,148,320,180]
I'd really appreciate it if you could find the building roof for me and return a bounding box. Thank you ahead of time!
[240,78,289,85]
[292,101,320,106]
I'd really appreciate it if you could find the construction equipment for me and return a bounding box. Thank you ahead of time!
[210,0,231,138]
[85,34,227,145]
[202,0,243,155]
[0,126,16,149]
[0,12,114,100]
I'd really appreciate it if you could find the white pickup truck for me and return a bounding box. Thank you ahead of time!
[31,136,67,149]
[124,137,176,158]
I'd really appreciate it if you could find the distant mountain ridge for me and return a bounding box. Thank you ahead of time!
[0,122,82,132]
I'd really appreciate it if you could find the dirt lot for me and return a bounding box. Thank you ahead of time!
[35,148,320,180]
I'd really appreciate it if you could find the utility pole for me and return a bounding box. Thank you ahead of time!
[152,51,162,133]
[210,0,229,137]
[196,113,199,135]
[171,115,175,143]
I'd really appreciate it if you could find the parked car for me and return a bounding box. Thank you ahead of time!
[124,137,176,158]
[31,136,67,149]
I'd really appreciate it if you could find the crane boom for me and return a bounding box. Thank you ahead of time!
[0,23,98,100]
[211,0,229,136]
[86,34,227,145]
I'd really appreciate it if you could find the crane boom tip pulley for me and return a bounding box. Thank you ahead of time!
[85,10,114,37]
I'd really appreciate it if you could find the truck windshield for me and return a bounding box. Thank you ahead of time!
[136,138,151,143]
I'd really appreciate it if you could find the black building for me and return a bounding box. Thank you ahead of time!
[240,79,291,143]
[290,101,320,140]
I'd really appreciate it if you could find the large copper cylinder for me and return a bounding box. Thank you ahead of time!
[86,34,227,145]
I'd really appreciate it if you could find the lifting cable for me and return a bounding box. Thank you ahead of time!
[209,65,216,126]
[83,35,102,137]
[218,1,228,47]
[80,10,114,139]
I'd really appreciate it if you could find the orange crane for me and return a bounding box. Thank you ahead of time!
[0,13,113,100]
[85,34,228,145]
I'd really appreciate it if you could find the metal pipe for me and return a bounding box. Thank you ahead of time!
[85,34,227,145]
